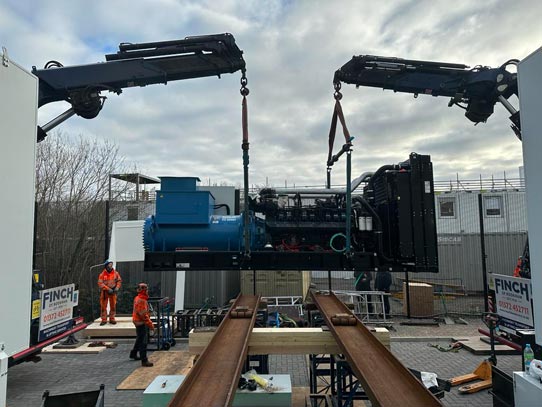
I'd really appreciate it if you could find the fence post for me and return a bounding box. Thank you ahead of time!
[104,200,110,260]
[404,270,411,318]
[478,194,489,313]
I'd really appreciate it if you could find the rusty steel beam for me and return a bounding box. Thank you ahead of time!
[167,294,260,407]
[311,291,442,407]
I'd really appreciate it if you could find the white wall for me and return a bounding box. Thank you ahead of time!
[0,57,37,357]
[519,47,542,345]
[435,191,527,234]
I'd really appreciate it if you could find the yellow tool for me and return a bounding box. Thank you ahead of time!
[450,360,492,394]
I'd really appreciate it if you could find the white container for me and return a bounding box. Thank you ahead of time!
[0,54,38,358]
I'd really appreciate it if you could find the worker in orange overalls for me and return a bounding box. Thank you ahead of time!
[97,260,122,325]
[130,282,155,367]
[513,256,522,277]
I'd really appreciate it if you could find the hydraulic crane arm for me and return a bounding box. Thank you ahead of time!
[32,33,245,141]
[334,55,522,138]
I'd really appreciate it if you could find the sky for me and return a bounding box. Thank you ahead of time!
[1,0,540,188]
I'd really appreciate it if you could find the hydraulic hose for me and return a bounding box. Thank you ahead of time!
[330,233,347,253]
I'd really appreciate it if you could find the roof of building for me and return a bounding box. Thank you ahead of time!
[110,173,160,185]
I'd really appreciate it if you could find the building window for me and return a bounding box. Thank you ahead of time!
[439,198,456,218]
[485,196,503,217]
[127,206,139,220]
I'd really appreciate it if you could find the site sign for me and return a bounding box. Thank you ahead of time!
[493,274,533,333]
[38,284,79,341]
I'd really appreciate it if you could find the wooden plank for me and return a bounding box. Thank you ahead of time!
[83,317,136,337]
[83,316,176,338]
[189,327,389,355]
[116,351,194,390]
[454,336,519,355]
[292,387,309,407]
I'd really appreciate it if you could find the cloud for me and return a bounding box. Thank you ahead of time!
[1,0,537,187]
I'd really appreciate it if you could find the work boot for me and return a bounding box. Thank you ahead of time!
[99,321,107,326]
[141,360,154,367]
[129,350,141,360]
[109,320,117,325]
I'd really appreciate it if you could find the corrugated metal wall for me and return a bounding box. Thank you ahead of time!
[436,191,527,234]
[184,270,240,309]
[115,261,240,310]
[114,260,174,297]
[409,233,527,292]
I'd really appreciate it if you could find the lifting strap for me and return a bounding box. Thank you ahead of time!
[327,85,352,168]
[326,83,353,188]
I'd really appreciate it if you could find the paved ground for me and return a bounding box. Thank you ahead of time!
[6,320,520,406]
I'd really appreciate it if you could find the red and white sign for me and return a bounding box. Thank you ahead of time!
[494,274,533,332]
[38,284,79,341]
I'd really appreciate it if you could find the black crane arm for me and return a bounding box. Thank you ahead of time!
[33,33,245,141]
[334,55,521,138]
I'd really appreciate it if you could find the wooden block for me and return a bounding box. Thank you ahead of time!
[189,326,390,355]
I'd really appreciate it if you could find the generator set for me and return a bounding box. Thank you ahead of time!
[143,153,438,273]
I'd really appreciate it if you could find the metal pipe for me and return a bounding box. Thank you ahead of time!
[105,44,215,61]
[40,108,76,133]
[273,172,372,195]
[498,95,518,115]
[405,271,411,318]
[478,194,489,313]
[104,201,110,260]
[345,149,352,254]
[11,323,88,362]
[477,328,522,352]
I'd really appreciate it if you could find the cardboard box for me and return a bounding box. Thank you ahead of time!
[402,282,434,317]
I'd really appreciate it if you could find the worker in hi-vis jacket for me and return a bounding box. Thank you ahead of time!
[97,260,122,325]
[130,282,155,367]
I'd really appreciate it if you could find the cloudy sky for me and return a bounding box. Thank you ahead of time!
[1,0,540,188]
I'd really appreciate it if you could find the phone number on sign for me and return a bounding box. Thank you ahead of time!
[42,308,72,323]
[498,301,529,314]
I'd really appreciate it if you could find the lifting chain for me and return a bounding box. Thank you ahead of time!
[240,71,249,96]
[333,81,342,101]
[240,70,251,257]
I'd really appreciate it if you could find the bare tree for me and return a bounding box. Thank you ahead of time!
[34,132,135,318]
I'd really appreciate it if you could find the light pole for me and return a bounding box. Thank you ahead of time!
[89,263,104,321]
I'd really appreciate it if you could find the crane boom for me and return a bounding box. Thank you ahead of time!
[334,55,521,138]
[32,33,245,141]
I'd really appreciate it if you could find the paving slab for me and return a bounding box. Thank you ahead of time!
[6,325,523,407]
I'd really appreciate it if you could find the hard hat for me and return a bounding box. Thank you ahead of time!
[104,259,113,267]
